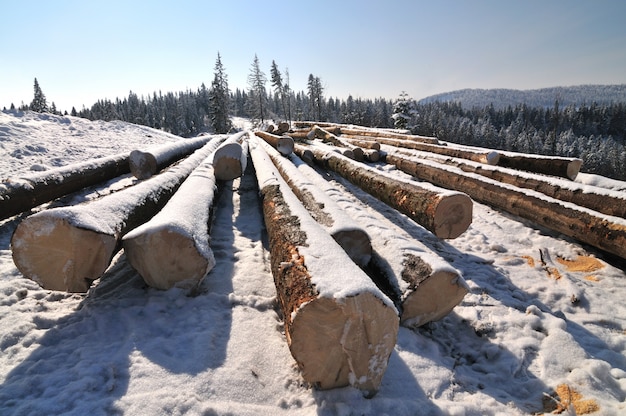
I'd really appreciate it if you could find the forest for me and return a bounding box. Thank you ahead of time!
[8,70,626,181]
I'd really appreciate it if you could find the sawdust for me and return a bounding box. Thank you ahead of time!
[542,384,600,414]
[556,255,604,273]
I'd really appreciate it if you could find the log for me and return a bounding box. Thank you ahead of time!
[384,152,626,260]
[276,121,290,134]
[390,147,626,218]
[11,139,225,292]
[254,130,295,155]
[345,134,499,165]
[249,139,398,396]
[211,131,249,181]
[255,137,372,267]
[309,125,365,161]
[343,137,381,150]
[122,158,218,290]
[498,152,583,180]
[293,143,314,164]
[294,156,469,327]
[129,135,213,179]
[338,127,440,145]
[304,145,473,239]
[0,153,130,221]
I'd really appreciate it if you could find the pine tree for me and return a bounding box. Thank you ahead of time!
[30,78,49,113]
[209,53,231,133]
[270,60,289,123]
[307,74,323,121]
[247,54,268,124]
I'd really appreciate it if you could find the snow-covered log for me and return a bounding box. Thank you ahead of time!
[390,147,626,218]
[129,135,214,179]
[0,153,130,220]
[255,137,372,267]
[293,144,314,164]
[309,125,365,161]
[385,152,626,260]
[11,140,224,292]
[498,152,583,180]
[122,159,218,290]
[293,153,469,327]
[304,144,473,239]
[344,134,499,165]
[254,130,295,155]
[338,127,440,145]
[249,139,398,396]
[343,137,381,150]
[211,131,249,181]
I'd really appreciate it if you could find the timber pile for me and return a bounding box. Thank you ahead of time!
[7,119,626,395]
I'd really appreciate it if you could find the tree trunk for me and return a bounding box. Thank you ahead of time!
[0,153,130,220]
[498,152,583,180]
[11,140,224,292]
[293,143,314,164]
[249,140,398,396]
[129,135,214,179]
[338,127,440,145]
[255,137,372,267]
[254,130,295,155]
[211,132,249,181]
[304,145,473,239]
[346,134,500,165]
[122,159,218,290]
[385,153,626,260]
[343,137,381,150]
[392,147,626,218]
[294,155,469,327]
[309,125,365,161]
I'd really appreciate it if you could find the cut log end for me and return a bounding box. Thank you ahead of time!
[276,137,295,155]
[332,229,372,268]
[289,293,399,396]
[129,150,158,180]
[433,194,473,239]
[11,215,116,292]
[123,228,213,290]
[400,270,469,327]
[214,157,243,181]
[485,151,500,165]
[567,159,583,180]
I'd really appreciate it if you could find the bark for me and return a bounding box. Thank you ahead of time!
[255,137,372,267]
[122,160,218,290]
[294,156,469,327]
[0,153,130,220]
[249,140,398,396]
[254,130,295,155]
[498,152,583,180]
[385,153,626,260]
[309,125,365,161]
[129,136,213,179]
[211,131,249,181]
[343,137,381,150]
[392,148,626,218]
[305,146,473,239]
[11,140,224,292]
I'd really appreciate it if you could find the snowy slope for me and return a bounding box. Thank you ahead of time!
[1,111,626,415]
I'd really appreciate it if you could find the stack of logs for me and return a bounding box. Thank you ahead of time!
[5,119,626,397]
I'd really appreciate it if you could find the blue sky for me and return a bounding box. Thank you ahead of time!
[2,0,625,112]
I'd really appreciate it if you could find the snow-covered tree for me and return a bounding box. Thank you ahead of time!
[247,54,268,124]
[209,52,231,133]
[270,60,290,123]
[307,74,323,121]
[392,91,417,131]
[30,78,48,113]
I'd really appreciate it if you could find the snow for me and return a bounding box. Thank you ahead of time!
[2,111,626,415]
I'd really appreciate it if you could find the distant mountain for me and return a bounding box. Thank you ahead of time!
[418,84,626,109]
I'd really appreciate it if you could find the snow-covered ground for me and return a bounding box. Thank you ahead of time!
[1,110,626,415]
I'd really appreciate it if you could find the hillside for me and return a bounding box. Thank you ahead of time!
[1,111,626,415]
[418,84,626,109]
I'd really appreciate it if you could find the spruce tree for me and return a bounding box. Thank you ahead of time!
[209,53,231,133]
[246,54,268,124]
[30,78,49,113]
[270,60,289,123]
[392,91,416,130]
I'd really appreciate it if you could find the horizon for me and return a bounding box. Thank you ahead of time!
[2,0,626,113]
